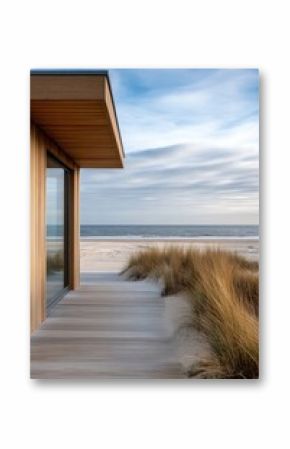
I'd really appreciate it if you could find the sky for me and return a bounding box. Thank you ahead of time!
[80,69,259,225]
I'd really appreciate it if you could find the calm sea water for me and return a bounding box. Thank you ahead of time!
[79,225,259,239]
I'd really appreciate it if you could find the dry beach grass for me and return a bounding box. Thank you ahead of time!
[46,250,64,274]
[121,246,259,378]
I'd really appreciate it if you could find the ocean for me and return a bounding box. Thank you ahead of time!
[79,225,259,239]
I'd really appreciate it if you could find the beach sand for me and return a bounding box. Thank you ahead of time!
[80,238,259,272]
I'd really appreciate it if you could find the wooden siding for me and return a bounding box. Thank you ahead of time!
[30,123,46,333]
[30,122,80,333]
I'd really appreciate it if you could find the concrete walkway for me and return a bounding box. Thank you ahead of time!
[31,273,185,379]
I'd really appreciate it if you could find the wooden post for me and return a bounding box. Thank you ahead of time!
[30,123,46,333]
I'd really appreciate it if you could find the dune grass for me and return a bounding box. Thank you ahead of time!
[121,246,259,379]
[47,251,64,274]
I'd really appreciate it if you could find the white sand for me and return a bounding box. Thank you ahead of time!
[80,238,259,272]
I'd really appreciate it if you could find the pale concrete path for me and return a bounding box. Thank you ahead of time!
[31,273,185,379]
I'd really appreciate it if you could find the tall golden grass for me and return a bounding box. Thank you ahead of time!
[121,246,259,378]
[47,251,64,274]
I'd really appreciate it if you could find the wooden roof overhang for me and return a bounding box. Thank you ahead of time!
[30,70,124,168]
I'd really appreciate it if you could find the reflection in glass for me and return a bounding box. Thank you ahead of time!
[46,155,67,309]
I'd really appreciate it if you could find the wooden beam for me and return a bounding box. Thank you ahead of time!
[32,122,77,170]
[74,158,124,168]
[30,123,46,333]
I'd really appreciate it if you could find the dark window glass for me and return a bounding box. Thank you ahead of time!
[46,154,69,310]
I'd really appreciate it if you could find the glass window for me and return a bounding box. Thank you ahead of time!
[46,154,69,310]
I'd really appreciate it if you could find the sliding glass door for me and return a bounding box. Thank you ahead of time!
[46,154,69,311]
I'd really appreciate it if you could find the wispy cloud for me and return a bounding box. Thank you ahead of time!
[81,69,259,224]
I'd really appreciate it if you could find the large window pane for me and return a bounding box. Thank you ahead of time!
[46,155,67,309]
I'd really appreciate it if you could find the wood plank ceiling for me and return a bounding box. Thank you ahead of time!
[30,74,124,168]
